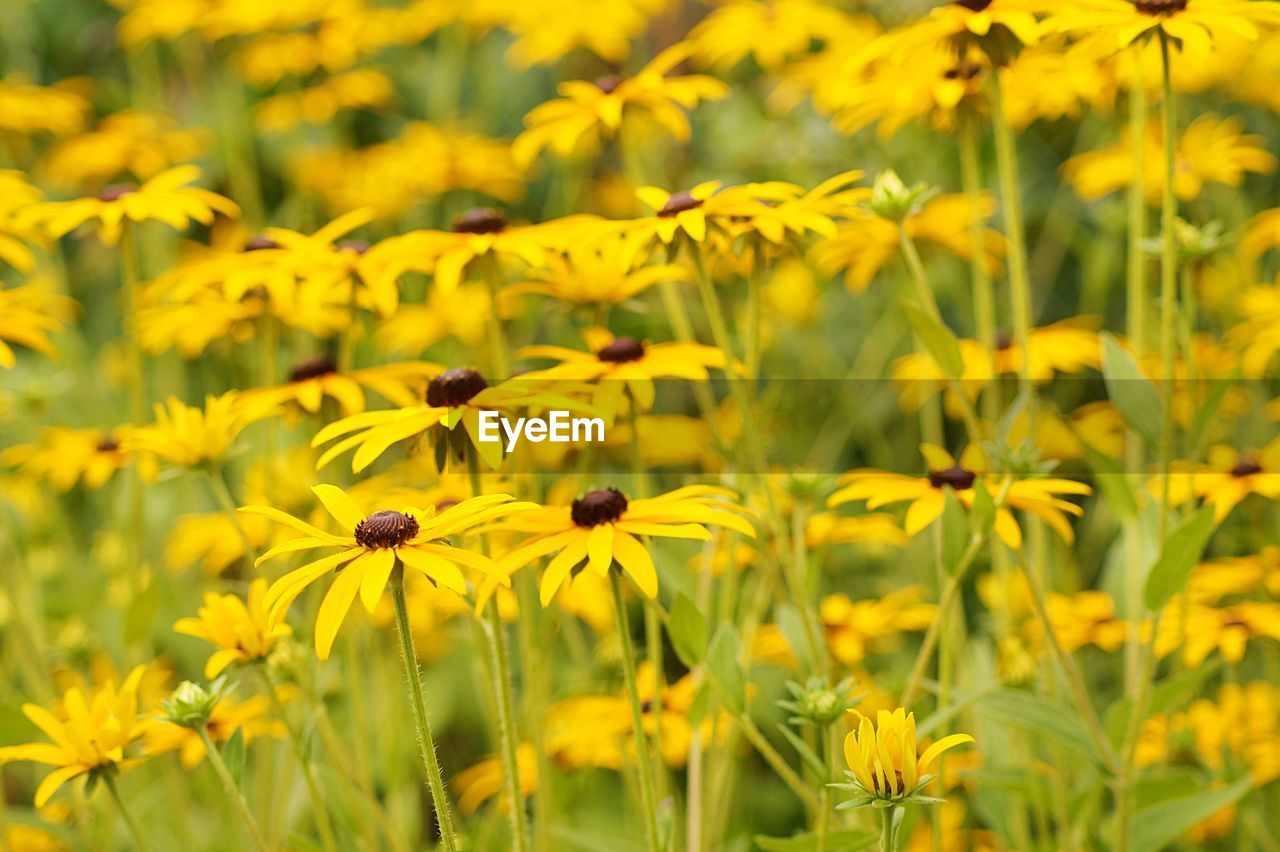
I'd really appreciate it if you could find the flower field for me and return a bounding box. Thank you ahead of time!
[3,0,1280,849]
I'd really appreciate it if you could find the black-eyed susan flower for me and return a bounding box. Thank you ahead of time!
[311,368,592,471]
[20,165,239,244]
[39,110,209,191]
[497,485,755,604]
[518,327,731,412]
[838,707,974,806]
[0,668,151,806]
[0,74,89,137]
[1157,439,1280,521]
[829,444,1092,549]
[689,0,870,71]
[255,68,395,134]
[453,744,539,814]
[0,426,141,491]
[0,170,45,271]
[1043,590,1130,652]
[501,234,689,307]
[513,41,727,166]
[1155,600,1280,665]
[0,279,76,369]
[240,358,445,419]
[820,590,936,666]
[173,580,292,678]
[241,485,529,658]
[124,393,264,470]
[868,0,1043,61]
[1046,0,1280,54]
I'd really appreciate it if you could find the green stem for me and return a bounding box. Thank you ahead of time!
[899,532,985,707]
[879,804,902,852]
[104,773,152,852]
[196,726,271,852]
[958,116,999,424]
[204,467,258,567]
[610,571,663,852]
[989,70,1034,398]
[390,566,461,852]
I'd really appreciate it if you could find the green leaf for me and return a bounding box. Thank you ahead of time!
[978,688,1102,767]
[940,488,968,574]
[1101,333,1162,449]
[775,603,815,674]
[1104,660,1222,746]
[1081,443,1138,521]
[903,302,964,380]
[668,593,708,668]
[222,727,246,789]
[754,828,878,851]
[1187,370,1237,449]
[1143,506,1217,611]
[1128,776,1251,852]
[706,624,744,713]
[969,478,995,538]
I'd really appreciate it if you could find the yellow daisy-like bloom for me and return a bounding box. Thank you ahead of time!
[0,427,139,491]
[842,708,975,802]
[374,284,490,356]
[0,667,150,806]
[240,357,445,419]
[689,0,869,71]
[812,192,1004,293]
[825,47,987,139]
[1043,590,1130,652]
[20,165,239,245]
[311,368,592,471]
[39,110,209,191]
[1155,600,1280,666]
[513,41,728,166]
[867,0,1043,59]
[829,444,1092,549]
[1156,439,1280,521]
[518,327,731,412]
[0,280,76,369]
[820,589,935,666]
[501,233,689,307]
[255,68,394,134]
[1063,114,1275,205]
[173,579,293,678]
[1046,0,1280,54]
[497,485,756,604]
[124,392,264,469]
[0,74,90,137]
[241,485,529,658]
[453,744,539,814]
[0,170,46,272]
[1227,281,1280,376]
[146,692,285,769]
[499,0,658,68]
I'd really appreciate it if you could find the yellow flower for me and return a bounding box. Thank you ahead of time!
[240,358,445,419]
[1046,0,1280,54]
[1228,281,1280,376]
[500,0,658,67]
[0,280,76,369]
[0,427,140,491]
[842,707,974,803]
[497,485,756,604]
[0,668,151,806]
[374,284,490,355]
[1157,439,1280,521]
[689,0,868,71]
[255,68,395,134]
[311,368,593,471]
[829,444,1092,549]
[21,165,239,244]
[0,74,89,137]
[1043,590,1130,652]
[1063,114,1275,204]
[39,110,209,190]
[242,485,528,658]
[1188,548,1280,602]
[812,192,1004,293]
[1155,600,1280,665]
[146,692,285,769]
[125,392,264,469]
[825,47,988,139]
[820,589,935,666]
[513,41,728,166]
[866,0,1043,61]
[454,744,539,814]
[501,234,689,307]
[0,170,46,271]
[518,327,731,412]
[173,580,293,678]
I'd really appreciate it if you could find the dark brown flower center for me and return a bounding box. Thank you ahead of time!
[1134,0,1187,14]
[96,437,120,453]
[658,191,702,218]
[338,240,370,255]
[596,337,645,363]
[426,369,488,407]
[872,769,907,796]
[97,184,137,202]
[595,74,625,94]
[289,356,338,383]
[956,0,993,10]
[571,488,629,527]
[243,235,279,252]
[353,510,419,549]
[1230,457,1263,478]
[945,63,983,81]
[995,330,1015,351]
[452,208,507,235]
[929,466,977,491]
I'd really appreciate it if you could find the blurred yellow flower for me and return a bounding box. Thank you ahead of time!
[40,111,209,190]
[454,744,538,814]
[125,392,264,469]
[0,170,46,271]
[0,74,90,137]
[820,589,935,666]
[1044,590,1129,652]
[1,427,139,491]
[689,0,867,71]
[241,358,445,419]
[1046,0,1280,53]
[174,579,293,678]
[1158,439,1280,521]
[0,280,76,369]
[255,68,395,133]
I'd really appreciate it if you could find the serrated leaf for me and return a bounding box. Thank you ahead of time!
[706,624,744,713]
[668,593,707,668]
[1128,776,1251,852]
[755,828,878,851]
[978,688,1102,767]
[903,302,964,380]
[1143,506,1217,611]
[1101,334,1161,449]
